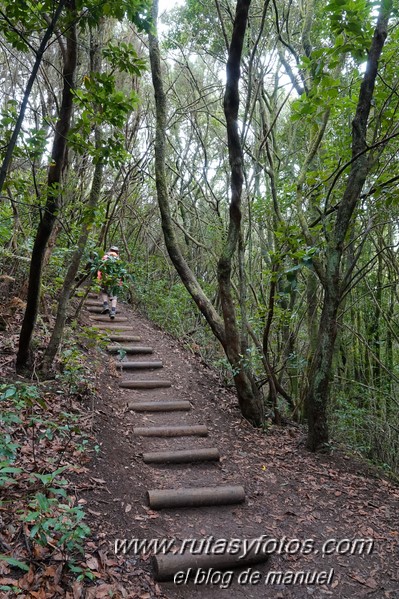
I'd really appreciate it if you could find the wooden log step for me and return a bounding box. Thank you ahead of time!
[92,325,135,331]
[90,315,128,322]
[147,485,245,510]
[118,360,163,370]
[107,345,152,354]
[87,292,98,299]
[143,447,220,464]
[133,425,208,437]
[107,336,142,343]
[152,538,269,582]
[85,300,102,307]
[128,401,191,412]
[86,306,106,313]
[119,380,171,389]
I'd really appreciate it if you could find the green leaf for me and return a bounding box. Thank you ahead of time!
[36,492,50,511]
[0,555,29,571]
[0,466,22,474]
[0,386,17,400]
[30,523,40,539]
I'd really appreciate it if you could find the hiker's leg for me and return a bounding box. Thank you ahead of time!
[109,295,117,319]
[101,287,110,313]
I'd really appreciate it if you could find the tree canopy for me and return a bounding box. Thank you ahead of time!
[0,0,398,471]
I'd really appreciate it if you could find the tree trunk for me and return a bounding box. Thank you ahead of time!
[218,0,263,425]
[0,0,67,195]
[306,281,340,451]
[41,23,104,372]
[42,152,103,372]
[42,222,62,272]
[16,1,77,371]
[148,0,263,425]
[305,1,392,450]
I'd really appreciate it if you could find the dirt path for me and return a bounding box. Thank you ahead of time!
[80,299,399,599]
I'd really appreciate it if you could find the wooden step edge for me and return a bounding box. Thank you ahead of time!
[92,326,135,331]
[147,485,245,509]
[118,361,163,369]
[143,447,220,464]
[152,537,268,582]
[128,401,191,412]
[90,316,128,322]
[133,425,208,437]
[107,345,152,353]
[86,307,122,314]
[119,380,172,389]
[107,337,142,343]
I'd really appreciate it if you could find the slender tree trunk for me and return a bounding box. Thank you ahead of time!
[16,1,77,371]
[42,222,62,272]
[305,1,392,450]
[148,0,225,342]
[218,0,263,424]
[385,283,394,399]
[305,280,340,450]
[0,0,67,195]
[42,157,103,371]
[7,189,25,250]
[371,252,383,384]
[42,22,104,372]
[148,0,263,425]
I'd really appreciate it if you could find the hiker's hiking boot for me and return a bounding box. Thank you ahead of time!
[101,302,109,314]
[110,308,116,320]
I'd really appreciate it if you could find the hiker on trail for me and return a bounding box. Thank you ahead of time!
[97,246,121,320]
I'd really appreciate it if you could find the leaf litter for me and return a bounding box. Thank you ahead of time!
[0,299,398,598]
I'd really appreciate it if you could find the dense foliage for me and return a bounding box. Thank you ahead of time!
[0,0,398,471]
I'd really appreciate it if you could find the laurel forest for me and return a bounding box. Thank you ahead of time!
[0,0,398,471]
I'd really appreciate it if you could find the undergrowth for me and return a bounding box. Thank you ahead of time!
[331,386,399,477]
[0,336,99,595]
[132,258,399,477]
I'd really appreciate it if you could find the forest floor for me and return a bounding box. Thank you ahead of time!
[1,297,399,599]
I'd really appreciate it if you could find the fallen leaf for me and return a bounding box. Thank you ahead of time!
[0,577,18,585]
[86,556,100,570]
[29,590,46,599]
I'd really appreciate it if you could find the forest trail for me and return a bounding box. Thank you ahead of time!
[81,297,399,599]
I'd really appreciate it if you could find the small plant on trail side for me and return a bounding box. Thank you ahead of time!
[0,387,23,463]
[0,382,94,583]
[56,345,97,400]
[21,485,91,560]
[77,324,109,351]
[0,383,44,477]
